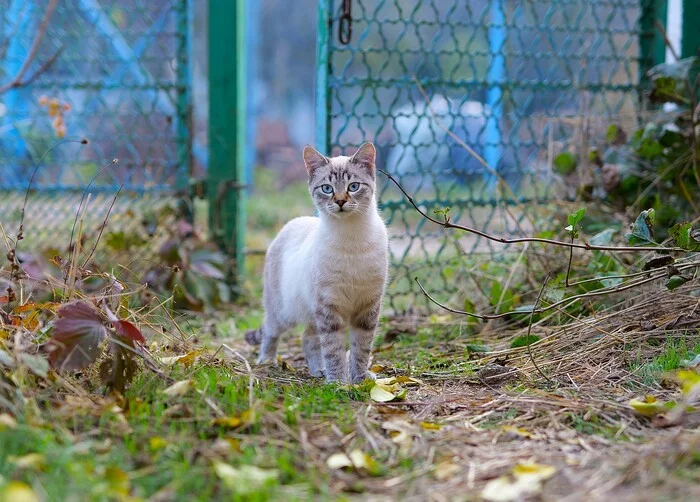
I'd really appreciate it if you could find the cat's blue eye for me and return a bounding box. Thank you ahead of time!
[321,184,334,194]
[348,182,360,192]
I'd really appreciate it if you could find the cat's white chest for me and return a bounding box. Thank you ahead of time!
[315,223,388,315]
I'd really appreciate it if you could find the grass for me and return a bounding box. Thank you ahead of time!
[0,361,367,501]
[632,335,700,387]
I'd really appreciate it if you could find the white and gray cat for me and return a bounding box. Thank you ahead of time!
[246,142,389,383]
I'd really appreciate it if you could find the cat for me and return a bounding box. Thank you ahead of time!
[246,142,389,383]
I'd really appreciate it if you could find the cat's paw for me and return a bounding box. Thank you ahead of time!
[308,368,325,378]
[245,328,261,345]
[350,370,376,385]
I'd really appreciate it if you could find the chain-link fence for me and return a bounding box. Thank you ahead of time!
[0,0,191,264]
[318,0,659,312]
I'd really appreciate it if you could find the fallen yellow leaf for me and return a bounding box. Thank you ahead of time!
[0,481,39,502]
[420,421,441,431]
[149,436,168,451]
[0,413,17,430]
[629,396,673,417]
[370,384,398,402]
[481,463,556,502]
[8,453,45,471]
[434,460,461,481]
[162,379,193,397]
[326,452,353,470]
[211,416,243,429]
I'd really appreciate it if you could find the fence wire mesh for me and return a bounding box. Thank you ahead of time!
[1,0,190,269]
[321,0,653,312]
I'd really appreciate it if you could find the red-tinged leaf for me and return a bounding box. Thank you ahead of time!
[0,296,9,303]
[113,320,146,344]
[48,301,107,371]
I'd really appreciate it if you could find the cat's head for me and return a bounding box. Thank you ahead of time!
[302,142,376,218]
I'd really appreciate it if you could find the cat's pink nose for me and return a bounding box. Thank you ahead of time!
[336,200,346,208]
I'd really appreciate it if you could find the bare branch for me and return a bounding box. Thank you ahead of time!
[0,0,60,95]
[378,168,684,253]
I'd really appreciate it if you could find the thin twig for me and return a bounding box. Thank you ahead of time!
[0,0,60,95]
[415,260,700,319]
[82,183,124,268]
[378,168,683,252]
[527,274,553,383]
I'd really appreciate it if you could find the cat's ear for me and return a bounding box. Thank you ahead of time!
[350,142,376,171]
[303,146,329,176]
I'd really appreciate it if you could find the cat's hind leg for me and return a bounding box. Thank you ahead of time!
[302,325,324,378]
[256,314,287,364]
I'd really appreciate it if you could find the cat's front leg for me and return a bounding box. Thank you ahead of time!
[316,303,348,382]
[349,301,381,384]
[302,326,325,378]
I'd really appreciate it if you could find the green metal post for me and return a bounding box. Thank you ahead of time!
[639,0,668,84]
[208,0,246,286]
[681,0,700,58]
[315,0,332,155]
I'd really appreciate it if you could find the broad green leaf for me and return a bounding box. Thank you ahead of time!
[666,275,689,290]
[567,208,586,227]
[589,228,616,246]
[669,222,700,251]
[466,344,491,353]
[510,335,540,348]
[625,209,657,246]
[553,152,577,175]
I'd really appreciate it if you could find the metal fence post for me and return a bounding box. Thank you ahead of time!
[315,0,332,155]
[639,0,668,85]
[681,0,699,58]
[208,0,246,286]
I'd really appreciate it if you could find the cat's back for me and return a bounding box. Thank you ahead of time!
[270,216,319,251]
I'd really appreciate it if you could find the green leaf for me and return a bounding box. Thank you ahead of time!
[567,208,586,227]
[625,209,657,246]
[648,57,697,80]
[490,282,516,314]
[463,298,475,312]
[553,152,577,175]
[637,138,663,160]
[589,228,616,246]
[466,344,491,353]
[666,275,689,290]
[510,335,540,348]
[605,124,620,143]
[669,223,700,251]
[534,230,555,239]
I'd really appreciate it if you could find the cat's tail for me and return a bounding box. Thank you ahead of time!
[245,327,262,345]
